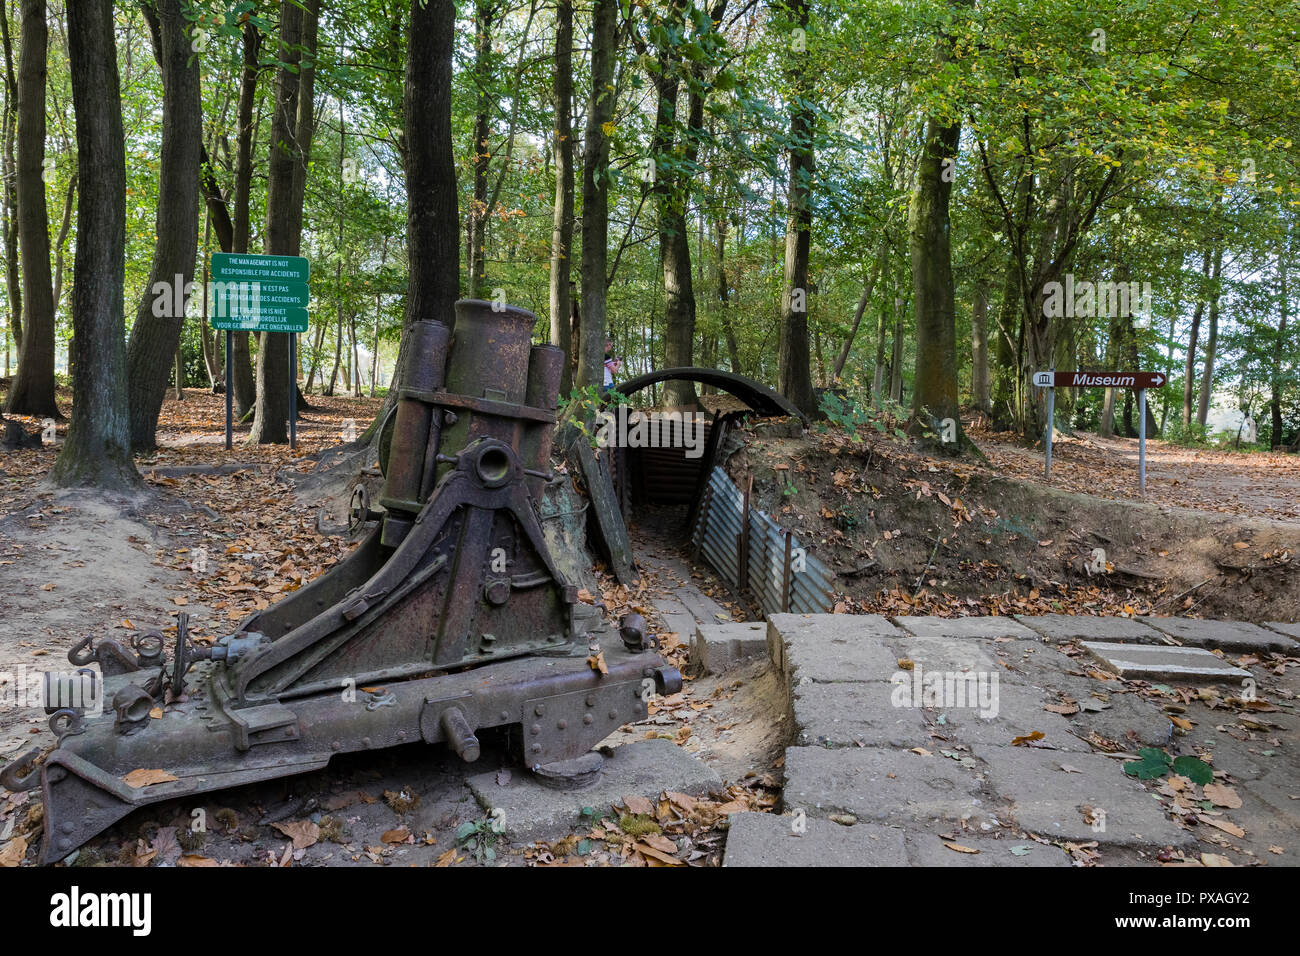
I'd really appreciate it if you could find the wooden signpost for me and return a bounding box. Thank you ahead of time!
[207,253,311,450]
[1032,369,1165,494]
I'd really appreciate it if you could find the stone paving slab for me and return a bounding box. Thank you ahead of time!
[1263,621,1300,642]
[767,614,903,684]
[974,746,1195,847]
[1082,641,1253,683]
[1016,614,1164,644]
[1139,617,1299,654]
[904,832,1073,867]
[895,615,1038,641]
[895,634,997,674]
[932,681,1091,753]
[792,681,925,748]
[723,812,907,866]
[783,745,987,825]
[467,739,721,843]
[689,621,769,675]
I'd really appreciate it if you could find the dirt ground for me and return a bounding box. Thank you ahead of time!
[731,425,1300,626]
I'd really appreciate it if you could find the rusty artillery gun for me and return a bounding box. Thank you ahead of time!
[2,299,679,864]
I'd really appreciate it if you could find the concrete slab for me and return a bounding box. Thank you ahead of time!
[932,681,1091,753]
[1139,617,1299,654]
[466,739,722,843]
[1263,621,1300,642]
[1082,641,1253,683]
[895,634,997,674]
[792,681,926,748]
[904,832,1073,867]
[783,745,987,825]
[975,746,1194,847]
[767,614,903,684]
[895,615,1038,641]
[1016,614,1164,644]
[723,812,907,867]
[689,621,769,675]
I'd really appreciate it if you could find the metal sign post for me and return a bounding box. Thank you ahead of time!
[224,331,233,450]
[1138,388,1146,495]
[1031,370,1162,494]
[1044,368,1054,480]
[208,253,310,449]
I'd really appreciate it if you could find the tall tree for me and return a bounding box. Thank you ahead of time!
[124,0,202,451]
[1195,243,1224,427]
[402,0,459,328]
[5,0,57,417]
[0,0,19,369]
[249,0,317,444]
[776,0,816,416]
[576,0,617,389]
[230,19,262,417]
[466,0,497,299]
[548,0,574,393]
[49,0,137,490]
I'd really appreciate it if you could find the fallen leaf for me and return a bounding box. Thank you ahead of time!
[123,769,179,788]
[178,855,219,867]
[586,652,608,675]
[1200,852,1233,867]
[623,794,654,815]
[271,820,320,849]
[1203,783,1242,809]
[381,828,411,844]
[435,848,462,867]
[1201,818,1245,838]
[1012,731,1045,747]
[0,836,27,867]
[943,842,979,854]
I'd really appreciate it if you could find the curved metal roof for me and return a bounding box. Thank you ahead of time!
[609,367,806,421]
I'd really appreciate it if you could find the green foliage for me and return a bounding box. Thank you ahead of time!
[1123,747,1213,784]
[455,813,505,863]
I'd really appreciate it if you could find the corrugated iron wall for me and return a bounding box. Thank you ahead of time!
[689,467,834,616]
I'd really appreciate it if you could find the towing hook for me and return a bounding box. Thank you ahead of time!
[68,633,96,667]
[0,746,42,792]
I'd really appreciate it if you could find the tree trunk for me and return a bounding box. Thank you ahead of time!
[5,0,58,418]
[970,282,989,412]
[0,1,19,362]
[49,0,137,490]
[125,0,201,451]
[908,109,964,448]
[576,0,617,390]
[1271,241,1289,450]
[229,18,261,418]
[777,0,816,417]
[1182,247,1211,425]
[889,294,904,403]
[467,0,495,298]
[548,0,574,394]
[249,0,303,444]
[363,0,460,444]
[651,8,701,408]
[833,243,884,381]
[1196,243,1223,428]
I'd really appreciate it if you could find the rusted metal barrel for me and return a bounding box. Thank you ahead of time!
[436,299,539,472]
[521,344,564,499]
[380,319,449,516]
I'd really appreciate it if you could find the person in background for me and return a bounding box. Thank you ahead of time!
[602,337,622,395]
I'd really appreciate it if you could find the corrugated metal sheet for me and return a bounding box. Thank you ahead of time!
[690,467,834,616]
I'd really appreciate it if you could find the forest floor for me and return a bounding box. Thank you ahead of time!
[0,389,1297,866]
